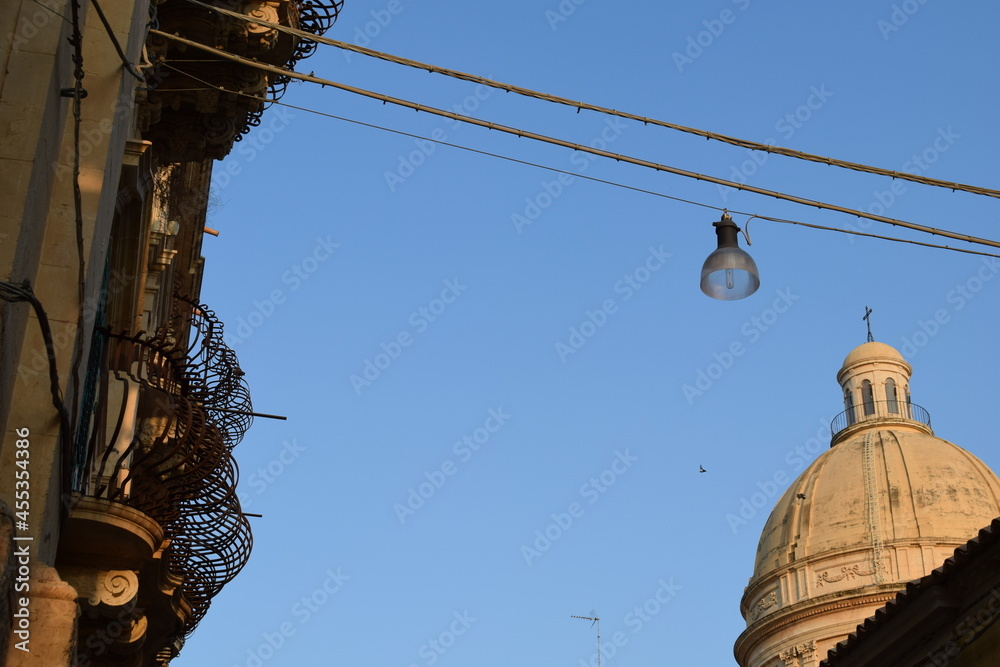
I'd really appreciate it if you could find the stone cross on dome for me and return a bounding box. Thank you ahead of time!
[863,306,874,343]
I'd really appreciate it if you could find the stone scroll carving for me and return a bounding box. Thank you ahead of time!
[750,590,779,620]
[816,563,876,587]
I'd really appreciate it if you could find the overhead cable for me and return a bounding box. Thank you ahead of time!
[178,0,1000,200]
[0,282,74,481]
[69,0,88,487]
[149,29,1000,252]
[91,0,145,80]
[159,64,1000,260]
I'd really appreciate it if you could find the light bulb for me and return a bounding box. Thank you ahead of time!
[726,268,734,290]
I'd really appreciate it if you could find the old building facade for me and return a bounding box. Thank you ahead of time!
[0,1,341,664]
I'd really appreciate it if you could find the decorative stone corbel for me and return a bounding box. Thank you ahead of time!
[62,567,149,659]
[148,217,180,274]
[63,568,140,615]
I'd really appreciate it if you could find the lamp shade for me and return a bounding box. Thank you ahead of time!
[700,214,760,300]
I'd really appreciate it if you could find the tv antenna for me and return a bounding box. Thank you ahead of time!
[571,613,601,667]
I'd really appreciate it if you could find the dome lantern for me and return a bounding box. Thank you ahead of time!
[831,341,931,445]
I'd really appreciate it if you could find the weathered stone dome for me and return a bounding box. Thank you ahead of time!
[751,430,1000,584]
[839,340,908,370]
[735,342,1000,667]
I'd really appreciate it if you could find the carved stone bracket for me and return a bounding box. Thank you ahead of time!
[148,217,180,274]
[141,0,299,161]
[62,567,149,660]
[242,1,282,52]
[64,568,141,614]
[97,570,141,610]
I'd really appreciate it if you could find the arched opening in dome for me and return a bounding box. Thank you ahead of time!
[886,378,898,414]
[861,380,875,416]
[845,389,855,425]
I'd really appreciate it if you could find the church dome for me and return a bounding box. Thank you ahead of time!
[735,342,1000,667]
[839,340,909,372]
[751,429,1000,582]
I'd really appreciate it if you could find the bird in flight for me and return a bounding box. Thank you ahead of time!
[796,493,806,500]
[699,465,707,473]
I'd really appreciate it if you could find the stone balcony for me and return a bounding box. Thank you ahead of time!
[140,0,344,162]
[57,296,255,664]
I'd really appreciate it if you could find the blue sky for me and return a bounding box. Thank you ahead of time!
[175,2,1000,665]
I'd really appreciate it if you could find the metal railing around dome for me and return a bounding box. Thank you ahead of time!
[830,399,931,439]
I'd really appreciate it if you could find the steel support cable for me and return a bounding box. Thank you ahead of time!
[150,30,1000,252]
[729,213,1000,259]
[158,65,1000,261]
[169,66,1000,261]
[179,0,1000,200]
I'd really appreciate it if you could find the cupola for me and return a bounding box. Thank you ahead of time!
[735,341,1000,667]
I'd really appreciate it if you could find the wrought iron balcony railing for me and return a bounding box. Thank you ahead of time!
[141,0,345,161]
[72,297,255,632]
[830,399,932,441]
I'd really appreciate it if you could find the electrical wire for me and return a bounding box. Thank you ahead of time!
[178,0,1000,200]
[30,0,70,23]
[91,0,145,80]
[158,67,1000,260]
[726,211,1000,258]
[0,282,74,485]
[68,0,87,499]
[150,30,1000,252]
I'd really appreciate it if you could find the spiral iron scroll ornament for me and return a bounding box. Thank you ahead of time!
[265,0,345,102]
[172,294,254,449]
[142,0,345,160]
[80,306,254,633]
